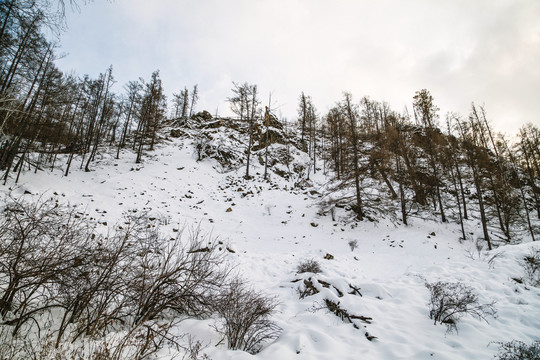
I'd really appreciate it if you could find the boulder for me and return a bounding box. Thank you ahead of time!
[194,110,213,121]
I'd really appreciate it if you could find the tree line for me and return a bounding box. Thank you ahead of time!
[222,80,539,247]
[307,90,539,247]
[1,0,539,249]
[219,82,538,247]
[0,0,203,182]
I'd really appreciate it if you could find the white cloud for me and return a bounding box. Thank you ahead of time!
[56,0,540,134]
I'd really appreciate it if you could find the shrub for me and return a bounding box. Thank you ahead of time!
[426,281,496,332]
[181,336,212,360]
[520,248,540,287]
[214,280,281,354]
[127,227,229,326]
[0,196,231,358]
[493,340,540,360]
[0,196,93,335]
[296,259,322,274]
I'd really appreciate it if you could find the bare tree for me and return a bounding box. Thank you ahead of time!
[172,91,184,119]
[135,70,165,163]
[455,114,492,250]
[181,87,189,119]
[298,92,308,148]
[84,66,114,172]
[189,84,198,118]
[228,82,260,179]
[342,92,364,220]
[519,124,540,219]
[413,89,446,223]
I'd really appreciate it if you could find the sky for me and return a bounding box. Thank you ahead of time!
[56,0,540,135]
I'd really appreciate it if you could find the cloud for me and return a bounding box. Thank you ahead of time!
[56,0,540,134]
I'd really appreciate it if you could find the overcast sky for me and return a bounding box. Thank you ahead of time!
[56,0,540,135]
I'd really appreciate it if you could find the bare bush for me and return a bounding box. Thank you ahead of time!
[520,248,540,287]
[55,217,147,345]
[0,196,94,335]
[493,340,540,360]
[214,279,281,354]
[426,281,496,332]
[296,259,322,274]
[91,319,184,360]
[128,227,230,326]
[182,336,211,360]
[0,321,185,360]
[0,196,233,358]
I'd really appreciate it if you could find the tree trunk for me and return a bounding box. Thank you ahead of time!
[455,162,468,219]
[395,153,407,225]
[472,166,492,250]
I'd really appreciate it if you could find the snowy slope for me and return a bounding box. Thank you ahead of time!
[2,134,539,360]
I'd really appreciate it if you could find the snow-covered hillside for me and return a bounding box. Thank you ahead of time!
[1,127,539,360]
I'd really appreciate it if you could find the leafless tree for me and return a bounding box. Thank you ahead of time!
[189,84,198,118]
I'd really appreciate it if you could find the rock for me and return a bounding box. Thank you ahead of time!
[203,120,223,129]
[324,253,334,260]
[264,112,284,130]
[252,128,286,151]
[365,332,377,341]
[170,129,182,138]
[195,110,213,121]
[226,207,232,212]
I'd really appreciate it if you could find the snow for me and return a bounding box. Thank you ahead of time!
[2,134,539,360]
